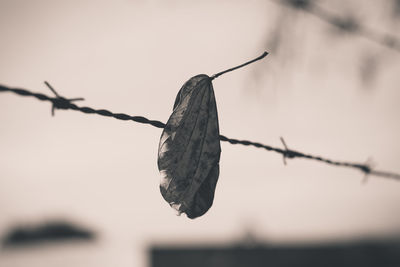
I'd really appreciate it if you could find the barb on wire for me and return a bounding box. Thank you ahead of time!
[280,136,295,165]
[361,157,375,184]
[44,81,84,116]
[274,0,400,53]
[1,83,399,181]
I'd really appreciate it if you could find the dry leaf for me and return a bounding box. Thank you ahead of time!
[157,74,221,219]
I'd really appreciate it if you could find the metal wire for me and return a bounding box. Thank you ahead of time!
[1,84,399,181]
[274,0,400,53]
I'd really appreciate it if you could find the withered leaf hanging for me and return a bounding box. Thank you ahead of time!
[157,52,268,219]
[158,74,220,219]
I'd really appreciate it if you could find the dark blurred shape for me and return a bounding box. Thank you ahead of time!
[150,239,400,267]
[382,35,400,49]
[393,0,400,18]
[284,0,312,10]
[329,16,359,33]
[2,220,95,247]
[276,0,400,52]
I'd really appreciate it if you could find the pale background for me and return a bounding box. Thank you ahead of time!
[0,0,399,266]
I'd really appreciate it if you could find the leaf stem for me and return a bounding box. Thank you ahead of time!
[211,51,268,80]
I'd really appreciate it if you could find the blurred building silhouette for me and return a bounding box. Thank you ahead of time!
[2,220,95,247]
[150,239,400,267]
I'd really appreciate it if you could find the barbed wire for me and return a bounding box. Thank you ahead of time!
[1,83,399,181]
[274,0,400,53]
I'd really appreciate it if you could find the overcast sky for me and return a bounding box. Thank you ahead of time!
[1,1,400,266]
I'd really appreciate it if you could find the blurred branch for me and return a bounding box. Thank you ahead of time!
[274,0,400,53]
[1,84,399,181]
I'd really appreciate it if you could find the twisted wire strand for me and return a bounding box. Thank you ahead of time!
[1,84,399,181]
[275,0,400,53]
